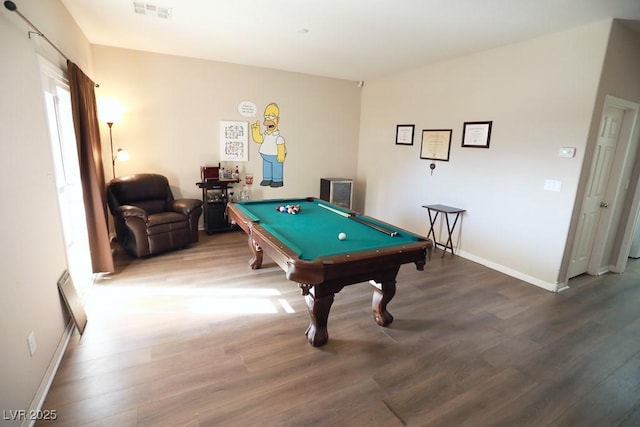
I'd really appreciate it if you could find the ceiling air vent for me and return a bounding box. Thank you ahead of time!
[133,2,172,19]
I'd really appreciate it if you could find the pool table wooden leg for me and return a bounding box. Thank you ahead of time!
[370,275,398,327]
[247,236,263,269]
[304,292,334,347]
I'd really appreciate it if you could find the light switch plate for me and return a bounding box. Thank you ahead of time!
[559,147,576,158]
[544,179,562,192]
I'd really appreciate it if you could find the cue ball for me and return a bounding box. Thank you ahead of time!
[338,232,347,240]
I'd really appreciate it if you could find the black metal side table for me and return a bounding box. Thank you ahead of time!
[422,204,466,257]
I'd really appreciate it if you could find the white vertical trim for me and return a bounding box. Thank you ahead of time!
[608,95,640,273]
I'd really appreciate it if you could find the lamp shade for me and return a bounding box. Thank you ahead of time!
[98,98,124,124]
[116,149,130,162]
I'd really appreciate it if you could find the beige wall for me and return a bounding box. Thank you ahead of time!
[91,46,362,209]
[0,0,93,419]
[357,20,613,289]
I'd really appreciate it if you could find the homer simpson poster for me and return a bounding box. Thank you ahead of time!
[251,102,286,187]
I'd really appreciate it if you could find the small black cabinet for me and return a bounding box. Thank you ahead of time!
[205,201,229,232]
[196,180,238,233]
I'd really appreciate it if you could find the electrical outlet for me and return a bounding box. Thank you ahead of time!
[27,330,37,357]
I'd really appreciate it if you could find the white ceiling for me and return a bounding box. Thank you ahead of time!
[60,0,640,81]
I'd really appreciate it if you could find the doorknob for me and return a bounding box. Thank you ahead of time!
[600,202,609,208]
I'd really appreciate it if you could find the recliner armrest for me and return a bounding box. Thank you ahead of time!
[117,205,148,221]
[171,198,203,215]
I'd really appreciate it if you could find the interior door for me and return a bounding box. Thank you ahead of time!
[568,104,625,278]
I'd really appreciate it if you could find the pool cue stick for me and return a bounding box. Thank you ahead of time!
[318,203,350,217]
[318,203,398,237]
[348,215,399,237]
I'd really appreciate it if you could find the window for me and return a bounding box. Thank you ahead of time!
[40,57,93,299]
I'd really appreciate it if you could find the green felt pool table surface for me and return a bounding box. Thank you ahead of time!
[233,198,423,260]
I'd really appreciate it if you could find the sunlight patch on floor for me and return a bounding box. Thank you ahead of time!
[86,285,297,316]
[189,297,280,314]
[278,298,296,313]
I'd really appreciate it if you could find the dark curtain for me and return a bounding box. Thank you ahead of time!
[67,60,114,273]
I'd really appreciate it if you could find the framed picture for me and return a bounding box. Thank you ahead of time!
[420,129,452,161]
[220,120,249,161]
[395,124,415,145]
[462,121,492,148]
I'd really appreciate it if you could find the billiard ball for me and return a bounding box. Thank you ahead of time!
[338,232,347,240]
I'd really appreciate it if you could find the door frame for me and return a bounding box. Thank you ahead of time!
[587,95,640,275]
[564,95,640,285]
[39,56,94,299]
[609,97,640,273]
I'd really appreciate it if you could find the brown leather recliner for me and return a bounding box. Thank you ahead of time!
[107,173,203,258]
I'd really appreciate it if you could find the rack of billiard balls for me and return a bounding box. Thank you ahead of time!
[276,204,301,214]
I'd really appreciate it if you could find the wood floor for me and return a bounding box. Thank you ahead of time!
[38,230,640,427]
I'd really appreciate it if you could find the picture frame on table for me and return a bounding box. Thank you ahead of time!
[461,121,492,148]
[395,124,415,146]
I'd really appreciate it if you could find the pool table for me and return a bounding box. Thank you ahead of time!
[227,197,433,347]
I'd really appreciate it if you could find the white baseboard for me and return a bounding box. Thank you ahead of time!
[22,320,75,427]
[457,250,561,292]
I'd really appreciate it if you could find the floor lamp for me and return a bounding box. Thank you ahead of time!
[106,121,128,245]
[108,121,116,179]
[107,121,129,180]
